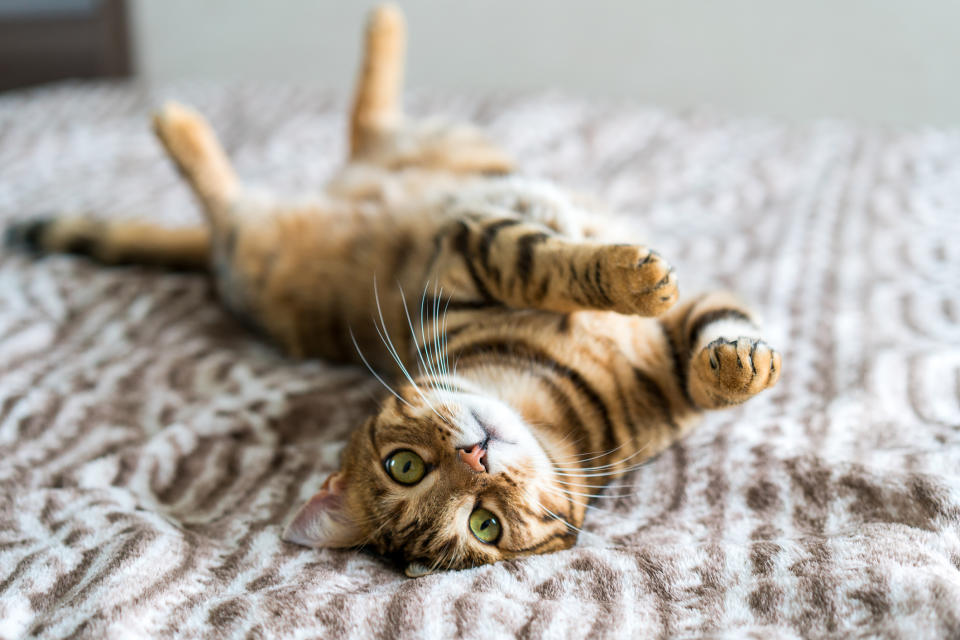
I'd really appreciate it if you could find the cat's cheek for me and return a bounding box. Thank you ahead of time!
[282,473,363,549]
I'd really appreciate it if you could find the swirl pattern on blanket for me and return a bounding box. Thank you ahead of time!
[0,84,958,638]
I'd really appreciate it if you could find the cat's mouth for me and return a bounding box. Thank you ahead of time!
[469,410,515,446]
[459,411,503,472]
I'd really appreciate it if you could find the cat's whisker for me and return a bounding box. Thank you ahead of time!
[434,288,454,385]
[553,441,653,473]
[349,328,413,408]
[552,463,654,478]
[544,484,640,502]
[417,281,446,398]
[522,486,588,537]
[370,314,423,397]
[552,452,656,478]
[439,292,454,382]
[552,479,636,490]
[427,283,446,390]
[539,426,587,458]
[430,283,453,393]
[372,277,448,424]
[536,502,587,536]
[555,451,648,471]
[546,487,639,500]
[553,441,629,463]
[398,281,447,406]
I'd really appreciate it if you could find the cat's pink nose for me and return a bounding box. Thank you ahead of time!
[458,444,487,473]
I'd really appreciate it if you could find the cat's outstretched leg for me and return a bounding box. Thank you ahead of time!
[152,102,241,230]
[350,3,406,156]
[430,215,679,316]
[659,292,781,409]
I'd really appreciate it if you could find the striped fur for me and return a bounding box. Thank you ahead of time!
[4,5,780,575]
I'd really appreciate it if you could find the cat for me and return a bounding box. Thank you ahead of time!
[5,4,781,577]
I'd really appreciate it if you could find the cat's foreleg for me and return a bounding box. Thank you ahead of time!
[431,216,678,316]
[659,292,781,409]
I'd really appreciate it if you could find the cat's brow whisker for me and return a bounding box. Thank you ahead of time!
[537,502,587,536]
[524,487,587,536]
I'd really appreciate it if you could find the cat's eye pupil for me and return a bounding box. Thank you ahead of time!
[384,450,426,485]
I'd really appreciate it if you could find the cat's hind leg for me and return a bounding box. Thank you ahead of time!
[349,4,406,156]
[152,102,241,230]
[660,292,781,409]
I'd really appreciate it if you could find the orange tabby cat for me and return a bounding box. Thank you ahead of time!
[6,5,780,576]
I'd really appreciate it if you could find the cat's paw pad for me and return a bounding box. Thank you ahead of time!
[693,337,781,400]
[604,247,678,316]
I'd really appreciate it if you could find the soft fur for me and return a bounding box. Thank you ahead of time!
[6,5,780,576]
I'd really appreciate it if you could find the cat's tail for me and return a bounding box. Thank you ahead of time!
[350,3,406,156]
[5,216,210,271]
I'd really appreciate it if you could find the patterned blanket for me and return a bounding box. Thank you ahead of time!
[0,82,958,639]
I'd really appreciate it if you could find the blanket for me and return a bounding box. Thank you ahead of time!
[0,82,958,639]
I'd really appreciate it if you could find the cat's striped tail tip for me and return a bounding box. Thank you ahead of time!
[5,217,53,253]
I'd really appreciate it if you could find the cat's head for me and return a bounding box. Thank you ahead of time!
[283,381,580,576]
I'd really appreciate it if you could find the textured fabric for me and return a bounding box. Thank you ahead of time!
[0,82,958,639]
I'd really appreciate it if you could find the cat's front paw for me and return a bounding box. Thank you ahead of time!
[691,337,781,407]
[602,246,679,316]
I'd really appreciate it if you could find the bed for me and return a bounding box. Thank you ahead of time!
[0,82,958,638]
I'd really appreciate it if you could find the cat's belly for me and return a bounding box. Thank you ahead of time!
[210,201,440,365]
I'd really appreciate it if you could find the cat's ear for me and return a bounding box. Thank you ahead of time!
[282,472,363,548]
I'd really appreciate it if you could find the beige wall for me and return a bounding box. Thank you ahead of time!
[129,1,960,126]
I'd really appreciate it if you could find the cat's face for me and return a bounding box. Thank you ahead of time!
[283,382,580,576]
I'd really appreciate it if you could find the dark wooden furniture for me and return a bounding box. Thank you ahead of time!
[0,0,131,92]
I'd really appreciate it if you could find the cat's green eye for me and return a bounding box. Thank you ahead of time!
[385,450,426,485]
[469,508,501,544]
